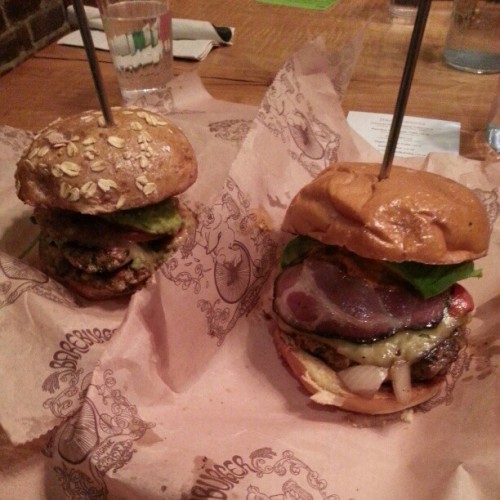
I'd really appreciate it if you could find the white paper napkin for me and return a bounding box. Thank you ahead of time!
[62,5,235,61]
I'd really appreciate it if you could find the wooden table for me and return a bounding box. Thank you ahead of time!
[0,0,497,159]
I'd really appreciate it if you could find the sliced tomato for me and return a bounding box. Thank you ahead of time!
[119,227,167,243]
[448,284,474,317]
[112,222,173,243]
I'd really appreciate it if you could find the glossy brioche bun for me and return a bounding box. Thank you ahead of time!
[282,162,490,265]
[15,107,197,215]
[272,328,443,415]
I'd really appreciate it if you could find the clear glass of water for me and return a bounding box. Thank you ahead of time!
[486,77,500,154]
[389,0,418,24]
[97,0,174,102]
[443,0,500,74]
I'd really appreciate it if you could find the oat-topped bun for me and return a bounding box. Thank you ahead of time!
[282,162,490,265]
[273,162,490,415]
[15,106,197,214]
[15,107,198,300]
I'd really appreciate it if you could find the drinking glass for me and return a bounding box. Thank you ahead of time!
[443,0,500,74]
[486,77,500,153]
[389,0,418,24]
[97,0,174,102]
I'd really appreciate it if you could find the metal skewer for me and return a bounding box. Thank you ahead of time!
[72,0,114,127]
[379,0,432,180]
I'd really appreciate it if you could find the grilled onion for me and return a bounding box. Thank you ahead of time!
[390,360,412,404]
[337,365,388,399]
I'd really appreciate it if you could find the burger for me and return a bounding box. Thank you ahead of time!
[15,107,197,300]
[272,162,490,414]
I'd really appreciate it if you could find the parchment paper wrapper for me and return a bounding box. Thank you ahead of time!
[1,39,499,499]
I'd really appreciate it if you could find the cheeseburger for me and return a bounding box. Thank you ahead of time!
[272,162,490,414]
[15,107,197,300]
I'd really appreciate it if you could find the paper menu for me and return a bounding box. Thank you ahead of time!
[347,110,461,157]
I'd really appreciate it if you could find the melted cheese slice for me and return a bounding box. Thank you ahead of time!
[280,311,466,368]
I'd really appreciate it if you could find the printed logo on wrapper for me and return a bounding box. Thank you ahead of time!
[44,367,154,499]
[42,327,117,419]
[209,119,252,145]
[189,448,345,499]
[473,188,500,228]
[161,175,277,345]
[0,253,75,308]
[257,58,342,180]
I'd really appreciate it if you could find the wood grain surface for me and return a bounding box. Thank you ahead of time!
[0,0,497,159]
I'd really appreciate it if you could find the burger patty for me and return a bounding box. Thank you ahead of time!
[36,202,196,299]
[287,331,351,371]
[286,326,465,383]
[39,234,167,297]
[62,243,132,273]
[410,328,465,382]
[34,207,134,246]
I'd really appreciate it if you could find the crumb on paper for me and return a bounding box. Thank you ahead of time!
[400,409,414,423]
[344,408,414,428]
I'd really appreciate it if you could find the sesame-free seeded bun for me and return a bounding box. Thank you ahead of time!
[15,106,197,215]
[282,162,490,265]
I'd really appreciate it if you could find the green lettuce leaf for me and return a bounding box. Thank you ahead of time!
[384,261,482,298]
[281,236,482,298]
[103,198,182,235]
[281,235,323,269]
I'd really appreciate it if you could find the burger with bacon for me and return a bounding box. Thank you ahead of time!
[15,107,197,300]
[272,162,490,414]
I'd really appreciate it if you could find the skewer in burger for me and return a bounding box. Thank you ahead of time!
[272,162,490,414]
[15,107,197,300]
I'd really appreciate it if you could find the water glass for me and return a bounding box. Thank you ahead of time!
[97,0,174,102]
[443,0,500,74]
[486,77,500,153]
[389,0,418,24]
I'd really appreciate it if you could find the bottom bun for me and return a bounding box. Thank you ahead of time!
[272,328,443,415]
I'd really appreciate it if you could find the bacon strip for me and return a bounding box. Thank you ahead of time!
[273,258,448,343]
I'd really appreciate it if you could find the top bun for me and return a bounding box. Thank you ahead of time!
[282,162,490,264]
[15,107,197,214]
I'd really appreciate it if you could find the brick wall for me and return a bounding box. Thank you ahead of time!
[0,0,70,76]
